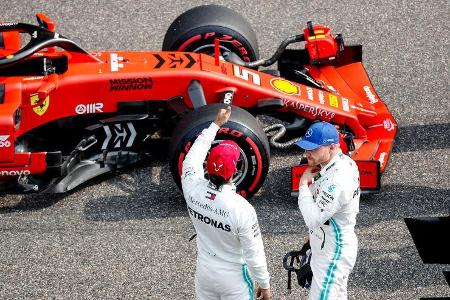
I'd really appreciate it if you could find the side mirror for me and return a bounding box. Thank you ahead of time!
[36,13,55,32]
[38,73,58,100]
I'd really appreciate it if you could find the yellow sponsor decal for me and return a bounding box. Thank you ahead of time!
[328,94,339,108]
[308,34,325,40]
[271,78,300,95]
[30,94,50,116]
[314,29,325,34]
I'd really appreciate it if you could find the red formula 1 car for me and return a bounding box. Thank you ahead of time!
[0,5,396,198]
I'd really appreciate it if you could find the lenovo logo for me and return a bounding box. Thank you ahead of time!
[0,170,31,176]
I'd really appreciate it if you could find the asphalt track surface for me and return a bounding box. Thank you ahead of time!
[1,1,449,299]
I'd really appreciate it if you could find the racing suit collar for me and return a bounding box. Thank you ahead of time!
[221,183,237,192]
[319,150,342,176]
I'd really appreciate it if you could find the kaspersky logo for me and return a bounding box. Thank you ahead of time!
[0,135,11,148]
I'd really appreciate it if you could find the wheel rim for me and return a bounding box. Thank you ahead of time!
[204,140,249,186]
[191,44,234,57]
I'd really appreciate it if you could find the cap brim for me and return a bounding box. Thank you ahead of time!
[295,140,321,150]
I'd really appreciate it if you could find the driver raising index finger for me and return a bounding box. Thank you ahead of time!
[181,106,271,299]
[214,106,232,127]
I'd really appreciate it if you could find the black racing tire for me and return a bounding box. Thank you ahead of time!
[169,104,270,199]
[163,4,259,62]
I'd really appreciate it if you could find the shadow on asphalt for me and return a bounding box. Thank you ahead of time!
[393,123,450,153]
[0,190,73,213]
[352,183,449,292]
[1,123,448,217]
[76,162,448,227]
[360,184,449,223]
[350,244,449,292]
[82,161,186,222]
[0,163,172,214]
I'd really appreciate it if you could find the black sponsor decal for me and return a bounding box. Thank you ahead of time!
[188,206,231,232]
[109,77,153,92]
[322,190,335,200]
[313,173,322,181]
[318,197,331,209]
[153,53,196,69]
[154,54,165,68]
[189,197,229,218]
[252,222,261,237]
[325,162,337,171]
[320,196,332,204]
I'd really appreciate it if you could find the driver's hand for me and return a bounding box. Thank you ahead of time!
[214,106,231,127]
[303,235,310,244]
[299,166,320,186]
[256,287,271,299]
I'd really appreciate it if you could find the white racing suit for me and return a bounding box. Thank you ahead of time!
[298,151,360,300]
[182,122,270,300]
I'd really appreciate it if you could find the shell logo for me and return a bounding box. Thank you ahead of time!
[271,78,300,95]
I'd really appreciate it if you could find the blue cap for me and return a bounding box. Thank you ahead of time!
[295,122,339,150]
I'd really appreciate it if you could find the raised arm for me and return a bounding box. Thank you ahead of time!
[181,107,231,192]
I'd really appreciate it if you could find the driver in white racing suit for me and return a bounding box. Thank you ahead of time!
[181,106,271,300]
[295,121,360,300]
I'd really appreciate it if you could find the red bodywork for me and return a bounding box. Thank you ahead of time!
[0,17,396,193]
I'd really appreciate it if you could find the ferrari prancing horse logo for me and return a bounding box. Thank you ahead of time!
[30,94,50,116]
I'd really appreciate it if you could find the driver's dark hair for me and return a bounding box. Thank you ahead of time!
[208,174,229,188]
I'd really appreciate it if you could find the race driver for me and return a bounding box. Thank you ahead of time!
[181,106,271,300]
[295,121,360,300]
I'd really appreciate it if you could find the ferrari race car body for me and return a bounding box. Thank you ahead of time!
[0,6,396,198]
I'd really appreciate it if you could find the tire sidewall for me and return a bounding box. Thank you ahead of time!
[170,26,258,62]
[163,5,259,62]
